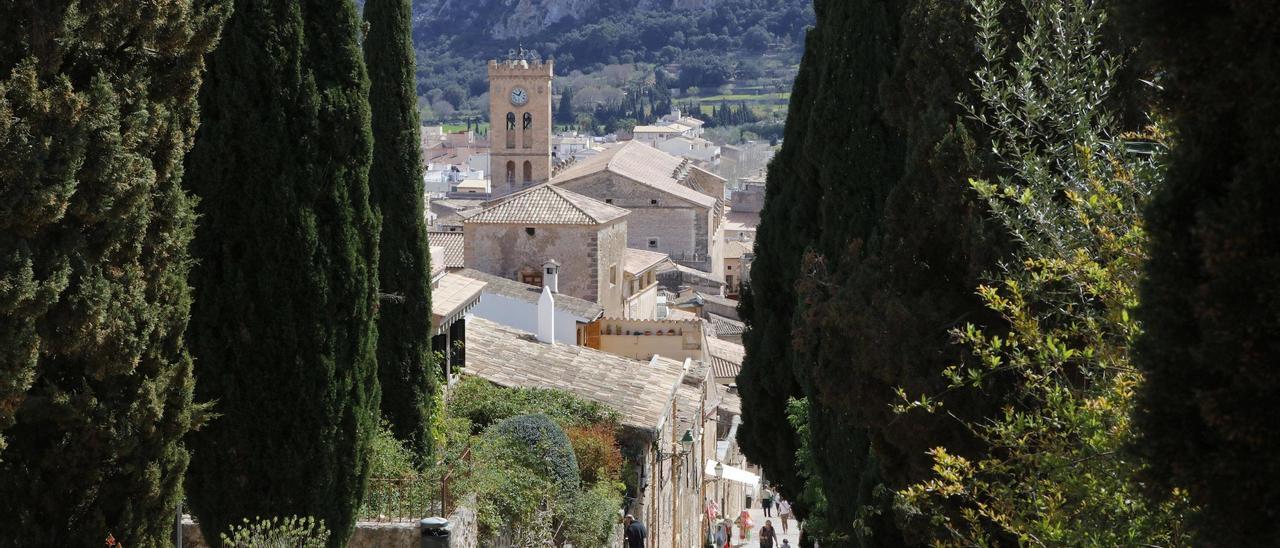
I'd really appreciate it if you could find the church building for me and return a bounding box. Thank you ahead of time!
[488,55,553,198]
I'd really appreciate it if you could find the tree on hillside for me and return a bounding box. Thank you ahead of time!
[364,0,437,460]
[0,2,229,543]
[182,1,381,546]
[556,88,575,126]
[1121,2,1280,543]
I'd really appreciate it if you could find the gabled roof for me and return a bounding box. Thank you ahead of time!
[724,240,753,260]
[465,317,687,432]
[551,141,719,209]
[464,184,629,225]
[428,231,465,269]
[455,268,604,320]
[623,248,670,277]
[706,337,745,380]
[632,123,689,133]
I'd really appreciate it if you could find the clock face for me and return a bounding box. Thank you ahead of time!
[510,87,529,106]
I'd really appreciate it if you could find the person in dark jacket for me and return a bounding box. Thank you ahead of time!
[623,514,647,548]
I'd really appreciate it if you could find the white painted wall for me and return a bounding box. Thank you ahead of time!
[468,291,587,346]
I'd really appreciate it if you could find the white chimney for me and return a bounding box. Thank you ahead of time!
[537,285,556,344]
[543,259,560,293]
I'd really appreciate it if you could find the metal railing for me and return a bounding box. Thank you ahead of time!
[361,477,442,523]
[360,444,472,522]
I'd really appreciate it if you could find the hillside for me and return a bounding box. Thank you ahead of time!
[407,0,814,129]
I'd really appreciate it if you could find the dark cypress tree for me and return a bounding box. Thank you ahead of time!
[557,88,574,126]
[183,1,381,545]
[736,12,825,522]
[745,0,1015,543]
[364,0,437,459]
[0,1,229,543]
[1121,2,1280,544]
[804,0,1006,493]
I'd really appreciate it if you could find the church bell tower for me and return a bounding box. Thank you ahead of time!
[488,53,553,197]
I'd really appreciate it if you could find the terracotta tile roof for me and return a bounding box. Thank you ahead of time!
[706,337,744,380]
[623,248,670,276]
[454,268,604,320]
[551,141,719,209]
[464,317,688,432]
[707,314,745,339]
[428,232,465,269]
[724,240,753,260]
[724,209,760,232]
[464,184,629,225]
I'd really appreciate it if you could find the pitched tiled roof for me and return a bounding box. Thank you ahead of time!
[552,141,719,209]
[464,184,629,225]
[623,248,670,276]
[707,313,745,339]
[454,268,604,320]
[464,317,688,432]
[706,337,744,380]
[724,240,753,260]
[428,231,465,269]
[431,273,486,335]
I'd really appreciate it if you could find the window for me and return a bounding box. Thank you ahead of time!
[521,271,543,286]
[506,161,516,183]
[506,113,516,149]
[525,227,536,236]
[523,161,533,183]
[647,238,659,249]
[609,264,617,286]
[727,265,734,271]
[650,199,658,205]
[605,199,614,204]
[522,113,533,149]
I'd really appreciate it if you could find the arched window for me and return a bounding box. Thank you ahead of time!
[506,112,516,149]
[523,161,533,183]
[506,161,516,183]
[522,113,533,149]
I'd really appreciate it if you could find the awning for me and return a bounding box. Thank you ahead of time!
[432,273,486,335]
[705,460,759,487]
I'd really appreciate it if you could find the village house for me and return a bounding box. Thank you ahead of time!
[462,184,630,318]
[551,140,726,274]
[462,317,752,548]
[427,246,487,380]
[455,265,604,346]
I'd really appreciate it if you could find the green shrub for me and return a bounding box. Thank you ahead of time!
[488,414,581,495]
[369,420,418,478]
[465,435,558,536]
[557,480,625,548]
[448,377,619,431]
[220,516,329,548]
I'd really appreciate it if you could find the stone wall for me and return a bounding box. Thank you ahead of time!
[557,171,705,260]
[596,220,628,318]
[464,220,615,306]
[180,503,478,548]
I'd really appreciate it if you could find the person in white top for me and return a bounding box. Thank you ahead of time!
[776,497,793,534]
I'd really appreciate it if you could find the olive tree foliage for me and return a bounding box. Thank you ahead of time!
[895,0,1192,544]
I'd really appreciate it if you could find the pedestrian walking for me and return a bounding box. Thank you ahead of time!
[735,508,754,542]
[759,520,778,548]
[762,487,775,517]
[713,520,730,548]
[623,514,647,548]
[777,497,793,534]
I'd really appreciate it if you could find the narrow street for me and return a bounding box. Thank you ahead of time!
[724,505,801,547]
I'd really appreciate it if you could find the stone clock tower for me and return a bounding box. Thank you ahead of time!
[488,55,553,197]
